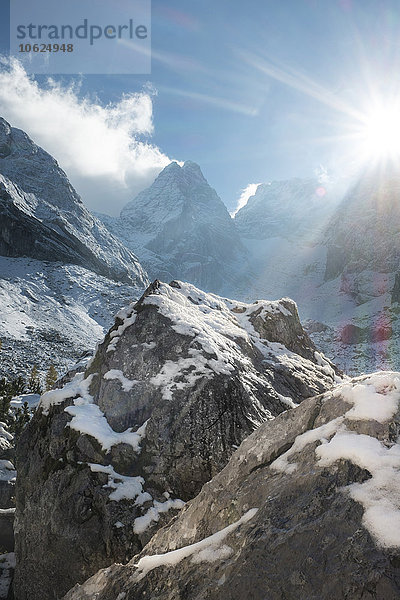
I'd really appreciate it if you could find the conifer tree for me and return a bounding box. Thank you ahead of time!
[45,364,58,391]
[27,365,42,395]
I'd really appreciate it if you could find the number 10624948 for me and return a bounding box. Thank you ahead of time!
[19,43,74,52]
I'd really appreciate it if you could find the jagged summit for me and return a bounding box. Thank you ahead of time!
[0,117,84,214]
[120,159,228,226]
[99,162,251,295]
[148,160,205,184]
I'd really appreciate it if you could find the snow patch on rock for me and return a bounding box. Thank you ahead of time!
[132,508,258,580]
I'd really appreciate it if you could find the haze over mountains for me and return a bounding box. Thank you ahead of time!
[97,157,400,375]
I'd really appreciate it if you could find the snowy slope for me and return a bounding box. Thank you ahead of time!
[97,161,251,296]
[0,256,143,378]
[235,176,338,240]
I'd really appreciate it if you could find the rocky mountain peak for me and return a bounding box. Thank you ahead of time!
[0,117,148,287]
[120,159,223,221]
[100,162,250,295]
[181,159,206,178]
[0,118,12,158]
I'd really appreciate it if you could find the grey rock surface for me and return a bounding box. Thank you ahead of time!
[14,280,337,600]
[65,372,400,600]
[0,511,14,553]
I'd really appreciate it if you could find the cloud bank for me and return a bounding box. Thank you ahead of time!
[0,58,171,215]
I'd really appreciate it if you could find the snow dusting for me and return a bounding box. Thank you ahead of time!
[107,307,137,353]
[133,508,258,580]
[133,497,186,534]
[40,372,148,453]
[66,405,148,453]
[39,373,94,416]
[145,281,334,409]
[104,370,138,392]
[88,463,151,504]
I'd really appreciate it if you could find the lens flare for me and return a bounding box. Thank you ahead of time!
[359,103,400,160]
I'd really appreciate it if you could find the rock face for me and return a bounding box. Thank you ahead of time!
[0,423,16,561]
[97,161,251,295]
[0,423,16,513]
[0,118,147,287]
[65,371,400,600]
[324,168,400,281]
[14,280,338,600]
[234,177,337,240]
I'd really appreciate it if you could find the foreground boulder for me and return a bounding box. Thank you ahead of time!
[65,371,400,600]
[14,280,338,600]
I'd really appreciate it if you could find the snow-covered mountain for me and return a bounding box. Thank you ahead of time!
[2,112,399,378]
[231,170,400,375]
[234,176,337,240]
[95,161,400,374]
[97,161,251,296]
[0,118,147,285]
[0,256,140,377]
[0,118,148,376]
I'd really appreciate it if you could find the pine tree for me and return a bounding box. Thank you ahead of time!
[45,364,58,391]
[10,375,26,396]
[27,365,42,395]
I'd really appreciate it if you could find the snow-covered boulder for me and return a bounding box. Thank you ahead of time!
[14,280,338,600]
[65,372,400,600]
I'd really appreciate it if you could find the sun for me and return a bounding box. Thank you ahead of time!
[359,103,400,160]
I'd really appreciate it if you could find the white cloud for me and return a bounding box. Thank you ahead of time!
[231,183,260,217]
[0,58,172,215]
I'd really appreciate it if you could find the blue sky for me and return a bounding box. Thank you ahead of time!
[2,0,400,213]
